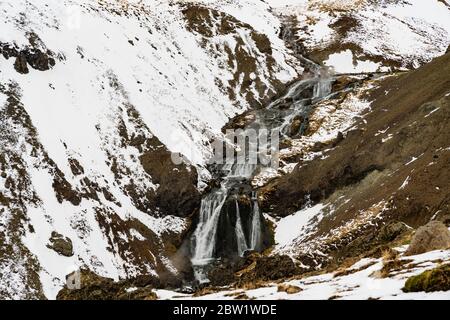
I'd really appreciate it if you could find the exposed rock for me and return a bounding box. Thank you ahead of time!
[258,51,450,269]
[433,211,450,227]
[238,255,298,283]
[376,221,410,242]
[289,115,305,137]
[14,54,29,74]
[47,231,73,257]
[405,221,450,256]
[57,269,157,300]
[182,4,285,108]
[139,139,200,218]
[1,42,56,74]
[403,264,450,293]
[207,259,240,287]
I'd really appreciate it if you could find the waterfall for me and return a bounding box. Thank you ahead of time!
[235,200,248,256]
[191,189,227,266]
[313,78,332,99]
[250,193,262,251]
[190,65,334,283]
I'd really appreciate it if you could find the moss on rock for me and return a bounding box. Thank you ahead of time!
[403,264,450,293]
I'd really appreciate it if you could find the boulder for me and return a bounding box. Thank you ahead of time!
[405,221,450,256]
[377,221,410,242]
[403,264,450,293]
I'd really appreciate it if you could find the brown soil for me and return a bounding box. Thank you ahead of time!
[259,51,450,268]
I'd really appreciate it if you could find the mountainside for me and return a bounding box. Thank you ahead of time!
[0,0,299,299]
[270,0,450,72]
[0,0,449,300]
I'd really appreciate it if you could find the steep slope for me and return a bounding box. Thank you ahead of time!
[262,49,450,271]
[0,0,299,299]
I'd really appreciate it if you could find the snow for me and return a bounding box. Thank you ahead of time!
[424,107,440,118]
[0,92,7,110]
[399,176,411,190]
[324,50,382,74]
[275,203,325,249]
[271,0,450,70]
[156,249,450,300]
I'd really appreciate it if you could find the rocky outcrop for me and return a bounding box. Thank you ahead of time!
[0,35,56,74]
[57,269,157,300]
[47,232,74,257]
[405,221,450,256]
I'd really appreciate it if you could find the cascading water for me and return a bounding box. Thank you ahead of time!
[235,200,249,256]
[191,189,227,266]
[190,67,333,283]
[250,192,262,251]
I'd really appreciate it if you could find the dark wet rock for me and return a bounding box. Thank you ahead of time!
[405,221,450,256]
[289,115,305,136]
[332,75,359,92]
[213,193,273,260]
[222,111,256,132]
[403,264,450,293]
[57,269,157,300]
[47,231,73,257]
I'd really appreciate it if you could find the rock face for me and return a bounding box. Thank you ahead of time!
[138,138,201,218]
[405,221,450,256]
[47,232,74,257]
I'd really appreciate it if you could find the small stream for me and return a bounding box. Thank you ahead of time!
[190,65,334,283]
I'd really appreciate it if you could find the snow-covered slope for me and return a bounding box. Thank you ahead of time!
[156,248,450,300]
[0,0,299,299]
[268,0,450,72]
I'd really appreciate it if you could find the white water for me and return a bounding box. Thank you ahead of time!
[235,200,249,256]
[250,193,262,251]
[191,189,227,266]
[190,74,333,282]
